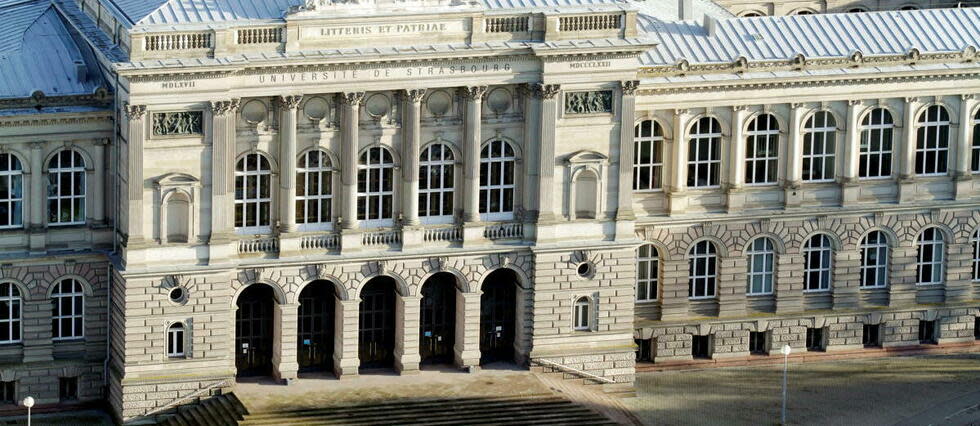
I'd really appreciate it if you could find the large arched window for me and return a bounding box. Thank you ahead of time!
[859,108,894,179]
[48,150,86,226]
[235,153,272,231]
[971,109,980,173]
[745,114,779,185]
[0,153,23,230]
[637,244,659,302]
[296,150,333,228]
[972,229,980,282]
[803,235,833,291]
[479,139,516,220]
[0,282,21,344]
[915,105,950,176]
[419,143,455,223]
[802,111,837,182]
[689,241,718,299]
[573,297,591,331]
[916,228,945,285]
[687,117,722,188]
[51,278,84,340]
[358,147,396,225]
[859,231,889,288]
[746,238,775,295]
[167,322,186,358]
[633,120,664,191]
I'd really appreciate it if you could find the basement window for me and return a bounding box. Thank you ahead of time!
[59,377,78,401]
[805,327,825,351]
[635,338,653,362]
[862,324,881,348]
[975,318,979,340]
[691,335,712,359]
[918,320,938,345]
[749,331,768,355]
[0,381,14,404]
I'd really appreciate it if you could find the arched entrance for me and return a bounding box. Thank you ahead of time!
[359,277,396,369]
[297,280,336,373]
[480,269,518,365]
[236,284,276,377]
[419,273,457,365]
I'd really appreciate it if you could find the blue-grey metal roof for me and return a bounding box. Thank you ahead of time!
[0,0,104,99]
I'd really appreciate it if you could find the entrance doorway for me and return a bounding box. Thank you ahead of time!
[236,284,275,377]
[297,280,336,373]
[419,273,457,365]
[359,277,396,369]
[480,269,518,364]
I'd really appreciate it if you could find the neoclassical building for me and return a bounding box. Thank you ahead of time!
[0,0,978,422]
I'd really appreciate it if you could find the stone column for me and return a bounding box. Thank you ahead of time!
[955,94,976,200]
[841,100,862,205]
[784,103,805,207]
[402,89,425,227]
[616,81,638,223]
[124,104,147,244]
[272,303,299,384]
[92,138,107,225]
[454,290,481,371]
[28,142,45,251]
[898,97,919,203]
[462,86,487,223]
[208,100,239,239]
[278,95,302,233]
[667,109,689,215]
[536,84,561,223]
[394,295,421,375]
[340,93,364,230]
[726,106,748,212]
[333,299,360,379]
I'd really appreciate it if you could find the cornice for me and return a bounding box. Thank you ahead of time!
[0,111,114,128]
[0,88,112,110]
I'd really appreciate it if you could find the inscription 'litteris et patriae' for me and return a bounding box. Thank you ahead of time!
[318,23,449,36]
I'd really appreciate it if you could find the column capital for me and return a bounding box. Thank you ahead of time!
[341,92,365,106]
[731,105,748,113]
[30,141,45,151]
[904,96,919,104]
[620,80,640,96]
[789,102,804,110]
[961,93,976,101]
[124,103,147,120]
[673,108,689,117]
[461,86,488,101]
[847,99,863,107]
[209,99,241,116]
[277,95,303,109]
[533,83,560,100]
[404,88,426,103]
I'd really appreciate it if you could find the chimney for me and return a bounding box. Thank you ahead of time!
[703,15,717,36]
[679,0,694,20]
[75,60,88,83]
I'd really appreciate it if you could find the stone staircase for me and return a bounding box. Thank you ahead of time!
[155,393,248,426]
[238,394,620,425]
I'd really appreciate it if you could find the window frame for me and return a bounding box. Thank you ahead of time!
[859,231,889,289]
[687,117,722,189]
[914,105,950,176]
[746,238,775,296]
[167,322,186,358]
[572,297,591,331]
[357,146,396,228]
[234,153,273,234]
[972,228,980,282]
[295,149,334,231]
[801,111,837,183]
[0,282,22,345]
[633,120,665,192]
[51,279,85,341]
[47,150,87,227]
[971,109,980,174]
[858,108,894,180]
[744,114,780,186]
[479,139,517,222]
[418,143,456,224]
[915,227,945,286]
[636,244,660,302]
[0,153,24,230]
[803,235,833,292]
[688,240,718,300]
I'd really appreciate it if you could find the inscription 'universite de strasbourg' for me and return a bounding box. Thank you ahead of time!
[564,91,613,114]
[152,111,203,136]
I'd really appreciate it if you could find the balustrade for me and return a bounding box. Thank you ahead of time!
[558,14,621,32]
[238,237,279,254]
[423,226,463,243]
[144,33,212,51]
[237,27,283,44]
[361,229,402,247]
[486,16,530,33]
[300,234,340,250]
[484,223,524,240]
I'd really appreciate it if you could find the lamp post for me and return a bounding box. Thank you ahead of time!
[780,344,791,425]
[22,396,34,426]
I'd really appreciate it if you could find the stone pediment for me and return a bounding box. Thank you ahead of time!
[154,172,200,189]
[565,150,608,165]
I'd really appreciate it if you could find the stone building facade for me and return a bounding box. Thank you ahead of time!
[0,0,978,423]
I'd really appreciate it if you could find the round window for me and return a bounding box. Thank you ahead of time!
[577,262,594,278]
[169,287,187,304]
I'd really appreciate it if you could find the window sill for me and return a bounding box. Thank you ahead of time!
[746,293,774,297]
[915,282,945,287]
[635,299,659,304]
[53,337,85,343]
[688,296,717,301]
[803,289,832,294]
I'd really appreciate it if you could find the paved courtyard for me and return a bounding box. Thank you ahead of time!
[625,353,980,426]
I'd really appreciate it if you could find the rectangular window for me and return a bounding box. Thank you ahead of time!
[862,324,881,348]
[749,331,768,355]
[59,377,78,401]
[975,317,979,340]
[691,335,711,359]
[0,381,13,404]
[805,327,824,351]
[918,320,938,345]
[637,245,659,302]
[635,338,654,362]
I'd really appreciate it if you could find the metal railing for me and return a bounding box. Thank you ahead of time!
[531,358,615,384]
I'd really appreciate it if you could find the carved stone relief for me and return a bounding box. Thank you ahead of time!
[564,91,612,114]
[152,111,203,136]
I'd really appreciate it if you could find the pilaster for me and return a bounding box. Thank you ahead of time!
[726,105,748,212]
[784,103,804,208]
[394,295,421,375]
[533,83,562,242]
[402,89,425,233]
[898,97,919,203]
[841,100,862,206]
[207,99,240,262]
[615,81,638,240]
[272,303,299,384]
[462,86,487,223]
[333,299,360,379]
[278,95,302,234]
[28,142,45,252]
[454,291,481,371]
[92,138,108,225]
[667,109,689,215]
[340,92,364,231]
[955,94,976,199]
[125,103,147,244]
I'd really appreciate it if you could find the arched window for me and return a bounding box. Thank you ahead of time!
[746,238,775,295]
[167,322,185,358]
[859,108,894,179]
[689,241,718,299]
[916,228,945,285]
[793,9,815,15]
[0,153,23,229]
[740,11,763,17]
[915,105,950,176]
[633,120,664,191]
[859,231,889,288]
[573,297,590,331]
[419,143,454,222]
[296,150,333,228]
[899,5,919,10]
[971,229,980,282]
[479,139,516,220]
[234,153,272,231]
[48,150,86,226]
[745,114,779,185]
[0,283,22,344]
[802,111,837,182]
[637,244,659,302]
[971,109,979,173]
[847,7,867,12]
[51,279,84,340]
[687,117,722,188]
[358,146,396,225]
[803,235,833,291]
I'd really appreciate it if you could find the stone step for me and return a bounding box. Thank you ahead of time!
[241,406,615,426]
[155,393,248,426]
[245,393,556,417]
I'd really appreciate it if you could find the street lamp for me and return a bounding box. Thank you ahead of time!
[22,396,34,426]
[780,344,791,425]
